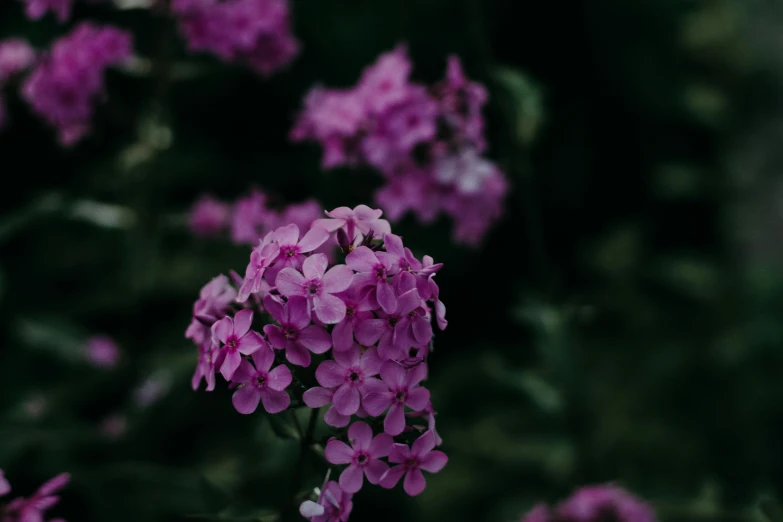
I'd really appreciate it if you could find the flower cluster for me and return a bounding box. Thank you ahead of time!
[20,0,74,23]
[520,485,657,522]
[0,470,70,522]
[0,39,36,131]
[291,45,508,246]
[20,23,132,145]
[188,189,324,246]
[186,204,448,519]
[171,0,299,76]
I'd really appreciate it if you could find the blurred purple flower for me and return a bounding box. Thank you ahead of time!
[189,194,231,237]
[85,335,120,369]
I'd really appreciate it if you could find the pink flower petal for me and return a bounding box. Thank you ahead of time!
[345,246,377,272]
[379,465,406,489]
[412,317,433,345]
[380,361,407,388]
[232,386,261,414]
[233,309,254,337]
[285,341,311,367]
[406,387,430,412]
[263,294,285,322]
[368,432,393,458]
[333,343,361,367]
[325,439,354,465]
[333,385,360,415]
[355,318,386,346]
[237,331,265,355]
[303,386,333,407]
[297,226,329,252]
[365,459,388,485]
[361,391,392,417]
[347,421,373,450]
[313,293,347,325]
[408,362,428,386]
[324,406,351,428]
[220,351,242,380]
[388,443,411,463]
[325,206,353,219]
[212,317,232,344]
[303,253,329,279]
[299,325,332,353]
[231,359,255,384]
[412,430,437,457]
[339,464,364,494]
[395,288,421,315]
[264,325,287,350]
[273,223,299,246]
[260,389,290,414]
[275,268,306,297]
[287,296,311,330]
[384,402,405,435]
[419,450,448,473]
[322,265,354,293]
[332,320,354,352]
[251,345,275,373]
[315,361,345,388]
[403,468,426,496]
[376,282,397,314]
[359,347,382,375]
[267,364,292,391]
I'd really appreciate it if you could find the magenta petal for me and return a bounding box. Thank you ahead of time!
[384,402,406,436]
[263,294,284,322]
[359,347,382,376]
[419,450,448,473]
[264,325,287,349]
[303,253,328,279]
[355,318,386,346]
[231,359,255,384]
[408,362,428,386]
[332,320,354,352]
[299,325,332,353]
[220,350,242,380]
[388,443,411,463]
[333,385,361,415]
[395,288,421,315]
[334,344,361,367]
[362,392,392,417]
[365,459,389,485]
[313,217,343,232]
[212,317,232,344]
[266,364,292,391]
[379,465,406,489]
[315,361,345,388]
[273,223,299,246]
[297,226,329,252]
[251,345,275,372]
[383,233,404,255]
[232,309,254,337]
[326,206,353,219]
[285,341,311,367]
[376,282,397,314]
[232,386,261,414]
[406,387,430,412]
[303,386,333,407]
[322,265,354,293]
[313,293,347,324]
[353,204,382,220]
[260,389,290,414]
[287,296,311,330]
[412,317,433,345]
[412,430,437,457]
[346,246,377,272]
[325,439,354,464]
[37,473,70,496]
[347,421,373,450]
[237,331,265,355]
[403,468,426,496]
[275,268,306,297]
[380,361,407,387]
[324,406,351,428]
[368,433,393,458]
[339,464,364,494]
[299,500,326,518]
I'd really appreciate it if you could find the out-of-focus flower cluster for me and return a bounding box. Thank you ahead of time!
[19,0,74,23]
[0,23,132,145]
[519,485,657,522]
[171,0,299,76]
[291,45,508,246]
[0,470,70,522]
[188,189,324,246]
[186,204,448,519]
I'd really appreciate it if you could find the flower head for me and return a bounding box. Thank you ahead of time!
[21,0,74,22]
[311,345,382,416]
[276,253,354,324]
[379,430,447,496]
[299,480,353,522]
[325,421,393,493]
[230,345,292,414]
[3,472,70,522]
[84,335,120,369]
[212,309,266,379]
[263,295,331,367]
[0,39,36,82]
[0,469,10,496]
[189,194,231,237]
[362,361,430,435]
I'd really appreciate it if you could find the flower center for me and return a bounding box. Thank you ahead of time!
[345,306,355,318]
[283,327,297,339]
[307,280,321,295]
[395,390,407,403]
[408,347,419,358]
[281,245,298,258]
[348,371,360,382]
[404,457,420,470]
[388,316,399,327]
[255,375,266,388]
[226,338,238,350]
[356,453,369,465]
[374,265,386,279]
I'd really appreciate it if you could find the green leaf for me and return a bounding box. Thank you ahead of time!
[491,66,544,146]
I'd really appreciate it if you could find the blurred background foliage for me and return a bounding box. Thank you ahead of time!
[2,0,783,521]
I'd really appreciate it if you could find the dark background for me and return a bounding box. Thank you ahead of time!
[2,1,783,521]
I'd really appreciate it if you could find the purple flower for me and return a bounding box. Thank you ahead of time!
[211,309,266,380]
[325,421,392,493]
[186,274,238,345]
[553,485,657,522]
[263,295,331,367]
[406,401,442,446]
[299,480,353,522]
[355,286,425,361]
[189,194,231,237]
[264,223,329,284]
[346,246,398,313]
[237,233,280,302]
[21,0,73,22]
[382,233,422,276]
[21,23,132,146]
[379,430,447,496]
[520,505,551,522]
[192,340,219,391]
[0,469,10,496]
[357,44,412,115]
[330,286,375,351]
[133,372,172,408]
[362,360,430,435]
[276,253,354,324]
[230,189,275,244]
[312,345,382,416]
[4,472,70,522]
[0,39,36,82]
[230,345,292,414]
[313,205,391,244]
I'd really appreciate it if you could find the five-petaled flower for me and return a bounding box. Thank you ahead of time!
[362,361,430,435]
[325,421,393,493]
[276,253,354,324]
[263,295,332,367]
[212,309,265,380]
[230,345,292,414]
[379,430,447,496]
